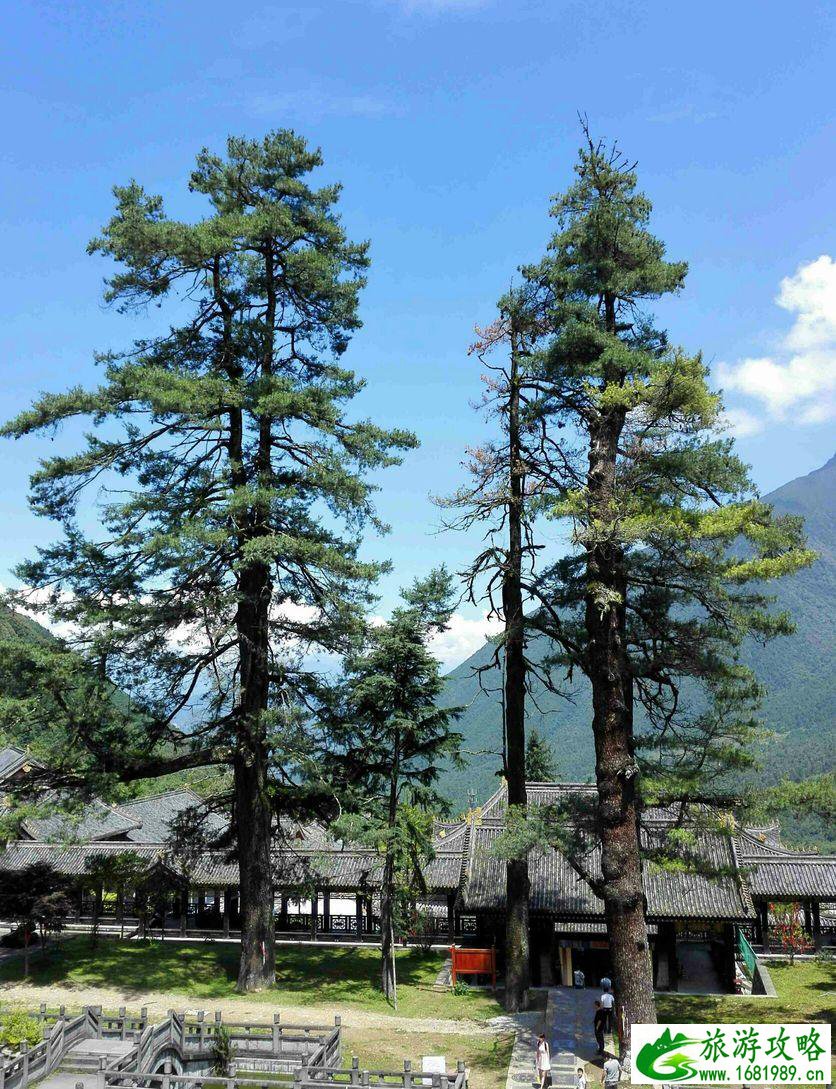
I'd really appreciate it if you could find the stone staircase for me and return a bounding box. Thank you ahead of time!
[546,990,582,1089]
[42,1040,138,1089]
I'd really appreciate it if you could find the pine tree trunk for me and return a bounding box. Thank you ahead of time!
[380,852,398,1008]
[220,250,278,994]
[234,752,276,992]
[503,325,530,1012]
[586,391,656,1058]
[381,757,399,1008]
[233,549,276,993]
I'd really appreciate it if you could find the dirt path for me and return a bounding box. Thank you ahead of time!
[0,980,505,1037]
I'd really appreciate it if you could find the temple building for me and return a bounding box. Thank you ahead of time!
[1,745,834,991]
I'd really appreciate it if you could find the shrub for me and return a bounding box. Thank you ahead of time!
[451,980,471,996]
[0,1011,42,1051]
[211,1023,233,1076]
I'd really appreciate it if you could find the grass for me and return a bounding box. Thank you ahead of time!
[657,958,836,1028]
[0,937,503,1021]
[571,960,836,1089]
[342,1028,515,1089]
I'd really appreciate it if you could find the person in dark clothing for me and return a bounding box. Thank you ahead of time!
[593,1000,607,1055]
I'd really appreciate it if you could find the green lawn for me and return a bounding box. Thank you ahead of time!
[0,938,503,1021]
[657,959,836,1028]
[576,961,836,1089]
[342,1028,515,1089]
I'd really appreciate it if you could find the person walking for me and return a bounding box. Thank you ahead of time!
[600,986,615,1035]
[593,1000,607,1055]
[603,1053,621,1088]
[535,1033,552,1089]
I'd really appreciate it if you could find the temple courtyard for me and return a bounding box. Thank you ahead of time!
[1,939,833,1089]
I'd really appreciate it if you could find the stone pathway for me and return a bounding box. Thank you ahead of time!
[434,956,453,989]
[547,989,583,1089]
[502,1010,544,1089]
[504,988,617,1089]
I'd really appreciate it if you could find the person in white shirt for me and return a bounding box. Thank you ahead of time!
[599,987,615,1034]
[535,1034,551,1089]
[576,1067,587,1089]
[602,1054,621,1087]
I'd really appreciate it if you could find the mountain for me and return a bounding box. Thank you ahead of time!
[0,603,54,645]
[438,454,836,839]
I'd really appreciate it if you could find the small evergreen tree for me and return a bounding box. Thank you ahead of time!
[525,729,558,781]
[330,569,463,1007]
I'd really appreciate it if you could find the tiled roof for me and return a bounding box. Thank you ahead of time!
[0,840,160,875]
[742,858,836,899]
[0,746,34,785]
[15,788,228,847]
[23,800,142,843]
[462,821,603,916]
[115,789,229,844]
[5,773,833,914]
[736,828,836,900]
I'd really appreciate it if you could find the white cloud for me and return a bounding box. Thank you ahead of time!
[718,255,836,431]
[429,611,502,673]
[777,255,836,351]
[720,407,765,439]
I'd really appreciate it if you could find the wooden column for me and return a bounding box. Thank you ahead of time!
[811,902,822,950]
[323,891,331,934]
[222,885,237,927]
[803,901,813,935]
[365,896,374,931]
[722,924,736,992]
[279,896,288,931]
[310,890,319,940]
[447,894,456,944]
[759,902,770,950]
[180,886,189,936]
[355,894,364,938]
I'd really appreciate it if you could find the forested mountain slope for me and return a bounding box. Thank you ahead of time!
[0,603,53,645]
[438,454,836,832]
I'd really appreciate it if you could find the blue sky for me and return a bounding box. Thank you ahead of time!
[2,0,835,667]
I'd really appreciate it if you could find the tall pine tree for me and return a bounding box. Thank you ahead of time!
[2,132,414,991]
[440,290,550,1011]
[521,128,814,1053]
